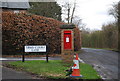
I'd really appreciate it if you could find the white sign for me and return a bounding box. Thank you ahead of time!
[25,45,46,52]
[66,37,69,42]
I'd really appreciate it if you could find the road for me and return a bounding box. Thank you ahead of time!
[1,57,61,61]
[2,67,32,79]
[79,48,118,79]
[1,48,119,80]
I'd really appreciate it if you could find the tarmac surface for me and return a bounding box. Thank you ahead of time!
[1,48,119,80]
[1,57,61,61]
[78,48,119,80]
[2,67,32,79]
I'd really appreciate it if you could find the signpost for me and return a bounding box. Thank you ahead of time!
[24,45,47,62]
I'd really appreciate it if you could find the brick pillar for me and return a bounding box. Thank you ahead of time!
[60,24,75,63]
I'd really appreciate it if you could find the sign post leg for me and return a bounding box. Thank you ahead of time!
[46,43,49,63]
[46,53,48,63]
[22,53,25,62]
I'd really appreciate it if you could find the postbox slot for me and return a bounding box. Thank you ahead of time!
[64,33,71,35]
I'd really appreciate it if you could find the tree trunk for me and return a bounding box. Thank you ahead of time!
[70,2,76,23]
[68,8,70,24]
[118,2,120,52]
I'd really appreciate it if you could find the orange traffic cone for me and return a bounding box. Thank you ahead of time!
[70,54,82,78]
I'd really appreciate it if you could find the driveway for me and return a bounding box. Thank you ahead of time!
[79,48,118,79]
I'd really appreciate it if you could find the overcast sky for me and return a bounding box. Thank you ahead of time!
[57,0,119,30]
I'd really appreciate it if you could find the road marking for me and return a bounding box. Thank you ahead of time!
[78,57,109,79]
[78,58,85,63]
[93,64,109,79]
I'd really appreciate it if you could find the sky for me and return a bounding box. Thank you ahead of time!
[57,0,119,30]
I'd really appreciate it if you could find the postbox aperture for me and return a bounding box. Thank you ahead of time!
[64,30,72,50]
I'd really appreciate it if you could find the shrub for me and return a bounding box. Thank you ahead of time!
[2,12,81,55]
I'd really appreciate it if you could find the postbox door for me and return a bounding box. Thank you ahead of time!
[64,31,72,50]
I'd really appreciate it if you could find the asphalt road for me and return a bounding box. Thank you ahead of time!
[2,67,32,79]
[1,57,61,61]
[79,48,119,79]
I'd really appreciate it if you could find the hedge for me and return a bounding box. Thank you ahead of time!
[2,12,81,55]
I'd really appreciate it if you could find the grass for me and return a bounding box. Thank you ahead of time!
[8,60,101,79]
[75,50,84,54]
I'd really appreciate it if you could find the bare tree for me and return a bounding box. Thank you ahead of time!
[62,1,77,24]
[109,2,119,20]
[72,16,81,26]
[67,3,70,24]
[118,1,120,51]
[109,1,120,51]
[70,0,76,23]
[62,2,71,23]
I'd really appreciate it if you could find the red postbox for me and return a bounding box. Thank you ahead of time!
[64,30,72,50]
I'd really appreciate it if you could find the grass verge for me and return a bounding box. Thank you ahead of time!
[7,60,101,79]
